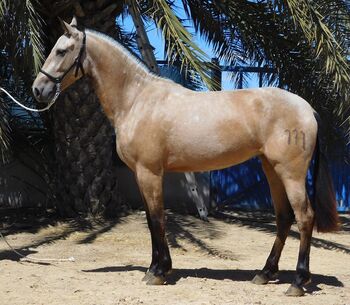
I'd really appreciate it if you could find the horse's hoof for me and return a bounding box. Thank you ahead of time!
[142,271,154,282]
[285,284,305,297]
[251,273,269,285]
[146,274,166,285]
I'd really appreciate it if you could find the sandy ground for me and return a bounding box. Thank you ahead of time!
[0,210,349,305]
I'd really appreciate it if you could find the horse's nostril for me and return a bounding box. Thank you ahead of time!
[33,87,41,98]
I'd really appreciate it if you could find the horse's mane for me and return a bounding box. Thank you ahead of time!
[86,29,158,77]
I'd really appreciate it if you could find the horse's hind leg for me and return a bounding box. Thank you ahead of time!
[281,176,314,296]
[252,156,294,285]
[136,165,172,285]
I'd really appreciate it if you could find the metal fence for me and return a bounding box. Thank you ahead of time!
[210,158,350,212]
[207,61,349,212]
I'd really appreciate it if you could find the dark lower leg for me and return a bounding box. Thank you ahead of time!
[285,228,312,296]
[253,214,293,284]
[261,214,293,277]
[293,229,312,287]
[285,204,314,296]
[150,216,172,276]
[142,209,172,278]
[145,211,159,274]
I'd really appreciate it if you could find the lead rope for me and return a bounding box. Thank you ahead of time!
[0,86,58,112]
[0,86,73,262]
[0,230,75,262]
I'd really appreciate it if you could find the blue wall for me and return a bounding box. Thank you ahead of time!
[210,158,350,212]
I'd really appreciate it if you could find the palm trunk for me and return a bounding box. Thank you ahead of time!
[127,0,159,74]
[41,0,126,217]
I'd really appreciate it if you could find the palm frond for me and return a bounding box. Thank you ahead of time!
[149,0,218,90]
[284,0,350,92]
[0,0,6,17]
[181,0,245,66]
[26,0,45,74]
[115,19,138,52]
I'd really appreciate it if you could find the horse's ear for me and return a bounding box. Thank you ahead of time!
[59,17,78,37]
[59,17,68,33]
[70,16,78,27]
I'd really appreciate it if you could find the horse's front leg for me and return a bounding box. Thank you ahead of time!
[136,165,172,285]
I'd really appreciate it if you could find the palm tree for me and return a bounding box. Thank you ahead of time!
[1,0,349,216]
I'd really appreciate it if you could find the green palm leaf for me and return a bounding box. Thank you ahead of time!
[284,0,350,92]
[149,0,218,90]
[0,0,5,16]
[26,0,45,74]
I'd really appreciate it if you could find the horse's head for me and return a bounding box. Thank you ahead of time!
[32,17,86,103]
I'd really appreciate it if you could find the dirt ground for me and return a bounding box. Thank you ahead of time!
[0,210,349,305]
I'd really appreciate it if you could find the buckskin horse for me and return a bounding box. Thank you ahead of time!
[32,17,339,296]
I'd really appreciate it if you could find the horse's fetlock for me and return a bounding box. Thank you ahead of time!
[295,268,311,286]
[160,255,172,271]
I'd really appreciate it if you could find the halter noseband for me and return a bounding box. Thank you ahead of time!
[39,30,86,101]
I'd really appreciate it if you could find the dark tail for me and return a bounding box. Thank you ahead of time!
[313,113,340,232]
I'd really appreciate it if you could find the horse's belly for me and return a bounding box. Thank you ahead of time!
[165,135,260,172]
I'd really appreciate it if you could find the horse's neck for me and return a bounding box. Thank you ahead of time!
[86,32,155,125]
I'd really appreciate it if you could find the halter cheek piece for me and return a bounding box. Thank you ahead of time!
[40,30,86,102]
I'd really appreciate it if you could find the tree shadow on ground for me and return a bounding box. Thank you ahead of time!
[0,208,348,265]
[82,264,344,293]
[214,210,350,254]
[0,210,125,261]
[164,212,238,260]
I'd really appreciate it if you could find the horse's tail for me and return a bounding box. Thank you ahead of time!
[312,113,340,232]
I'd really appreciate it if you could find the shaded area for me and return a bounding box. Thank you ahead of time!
[0,209,348,266]
[165,212,237,260]
[0,247,38,261]
[82,264,344,293]
[214,210,350,254]
[0,210,126,261]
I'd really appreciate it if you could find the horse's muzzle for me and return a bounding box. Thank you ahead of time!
[32,77,56,103]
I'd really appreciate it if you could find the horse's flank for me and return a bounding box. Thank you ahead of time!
[84,30,316,173]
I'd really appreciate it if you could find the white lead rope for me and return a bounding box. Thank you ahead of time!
[0,85,74,262]
[0,230,75,263]
[0,86,58,112]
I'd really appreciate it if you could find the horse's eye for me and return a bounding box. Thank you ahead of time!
[56,49,67,57]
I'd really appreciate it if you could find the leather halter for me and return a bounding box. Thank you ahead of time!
[40,30,86,84]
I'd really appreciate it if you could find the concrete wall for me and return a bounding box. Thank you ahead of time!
[0,152,210,215]
[116,165,211,215]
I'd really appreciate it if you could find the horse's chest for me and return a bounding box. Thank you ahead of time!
[115,119,165,169]
[115,128,137,168]
[116,133,135,167]
[115,121,149,166]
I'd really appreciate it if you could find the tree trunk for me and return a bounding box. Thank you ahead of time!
[40,0,126,217]
[52,78,125,217]
[127,0,159,74]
